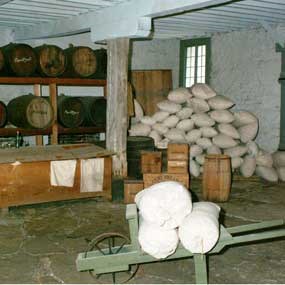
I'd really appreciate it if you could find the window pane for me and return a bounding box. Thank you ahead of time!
[186,68,191,77]
[185,77,191,87]
[186,57,191,67]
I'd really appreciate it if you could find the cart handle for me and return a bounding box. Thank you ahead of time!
[126,204,140,250]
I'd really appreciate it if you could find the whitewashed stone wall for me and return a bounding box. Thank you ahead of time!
[210,27,282,152]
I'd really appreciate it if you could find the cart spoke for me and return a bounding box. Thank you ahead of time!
[115,240,127,254]
[95,244,106,255]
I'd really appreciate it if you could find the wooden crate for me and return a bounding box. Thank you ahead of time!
[143,173,190,189]
[167,160,188,174]
[141,151,162,174]
[124,180,144,204]
[167,143,189,161]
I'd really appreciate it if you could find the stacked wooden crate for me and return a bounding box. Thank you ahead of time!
[124,143,190,203]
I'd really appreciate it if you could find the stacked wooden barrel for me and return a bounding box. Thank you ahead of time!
[0,43,107,78]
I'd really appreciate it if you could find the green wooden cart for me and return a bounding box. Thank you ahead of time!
[76,204,285,284]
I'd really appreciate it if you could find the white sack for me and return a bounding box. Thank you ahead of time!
[240,155,256,178]
[168,88,192,104]
[149,130,162,146]
[176,119,195,132]
[247,141,259,157]
[135,181,192,229]
[209,110,234,124]
[213,134,238,149]
[134,99,144,119]
[152,111,170,122]
[176,107,193,120]
[190,159,200,177]
[200,127,218,138]
[140,116,156,126]
[238,122,258,143]
[224,146,248,158]
[156,138,170,149]
[165,128,185,142]
[196,154,205,165]
[196,137,212,149]
[157,100,182,114]
[129,123,151,136]
[207,95,235,110]
[163,115,180,128]
[272,151,285,167]
[192,113,215,127]
[256,166,278,182]
[256,150,273,168]
[190,83,217,100]
[152,123,169,135]
[178,202,220,254]
[276,167,285,182]
[231,157,243,169]
[138,216,179,259]
[185,129,202,143]
[207,145,222,155]
[187,98,210,113]
[190,144,203,158]
[233,111,258,127]
[217,124,240,139]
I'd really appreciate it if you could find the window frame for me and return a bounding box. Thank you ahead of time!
[179,37,211,87]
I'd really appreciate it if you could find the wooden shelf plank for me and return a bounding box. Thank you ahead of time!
[0,77,106,86]
[0,126,105,136]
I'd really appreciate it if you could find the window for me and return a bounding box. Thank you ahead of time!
[179,38,211,88]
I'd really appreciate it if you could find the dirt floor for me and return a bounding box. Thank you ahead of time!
[0,178,285,284]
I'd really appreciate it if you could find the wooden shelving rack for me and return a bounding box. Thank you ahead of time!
[0,77,107,145]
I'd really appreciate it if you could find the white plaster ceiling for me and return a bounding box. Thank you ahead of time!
[0,0,284,39]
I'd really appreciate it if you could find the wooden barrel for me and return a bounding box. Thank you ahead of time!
[79,96,106,127]
[0,101,7,128]
[0,49,5,73]
[57,95,85,128]
[2,43,37,76]
[127,136,155,179]
[63,46,97,78]
[202,154,232,202]
[7,94,54,129]
[93,48,107,79]
[35,44,66,77]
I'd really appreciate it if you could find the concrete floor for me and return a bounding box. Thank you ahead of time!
[0,178,285,284]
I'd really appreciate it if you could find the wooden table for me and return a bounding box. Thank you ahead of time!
[0,144,112,208]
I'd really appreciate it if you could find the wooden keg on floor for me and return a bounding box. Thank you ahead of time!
[7,94,54,129]
[1,43,37,76]
[35,44,66,77]
[63,45,97,78]
[202,154,232,202]
[0,101,7,128]
[0,49,5,73]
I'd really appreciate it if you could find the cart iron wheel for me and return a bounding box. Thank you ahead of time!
[84,232,139,284]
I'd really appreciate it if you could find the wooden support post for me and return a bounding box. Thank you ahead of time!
[106,38,130,177]
[34,84,44,146]
[49,83,58,145]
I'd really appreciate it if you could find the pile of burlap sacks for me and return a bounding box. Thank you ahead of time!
[136,181,220,259]
[129,83,285,182]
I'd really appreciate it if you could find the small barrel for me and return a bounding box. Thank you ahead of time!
[202,154,232,202]
[34,44,66,77]
[127,136,155,179]
[57,95,85,128]
[0,101,7,128]
[0,49,5,73]
[63,45,97,78]
[79,96,106,127]
[93,48,107,79]
[2,43,37,76]
[7,94,54,129]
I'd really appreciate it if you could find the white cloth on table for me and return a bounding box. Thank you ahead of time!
[178,201,220,254]
[135,181,192,230]
[80,158,104,193]
[138,215,179,259]
[50,160,77,187]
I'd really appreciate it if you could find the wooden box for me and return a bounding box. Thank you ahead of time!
[143,173,190,189]
[167,160,188,174]
[124,180,144,204]
[167,143,189,161]
[141,151,162,174]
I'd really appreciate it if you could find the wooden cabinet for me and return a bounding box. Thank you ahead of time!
[0,77,107,145]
